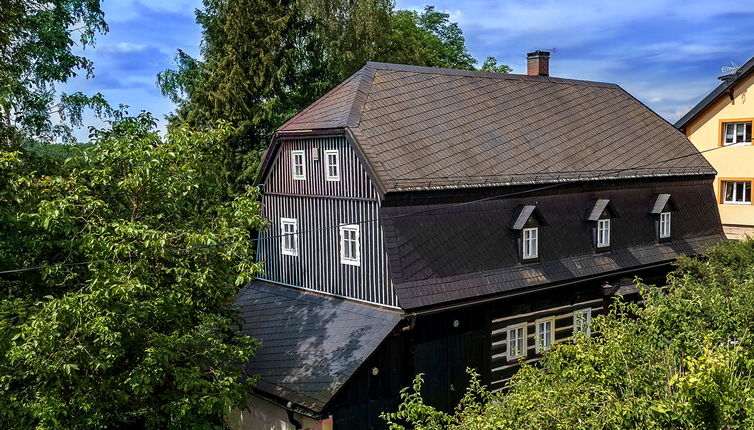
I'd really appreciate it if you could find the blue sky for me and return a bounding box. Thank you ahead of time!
[62,0,754,140]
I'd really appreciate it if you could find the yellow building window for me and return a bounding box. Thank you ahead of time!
[721,121,752,146]
[721,180,752,204]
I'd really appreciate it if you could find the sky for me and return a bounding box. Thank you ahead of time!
[61,0,754,140]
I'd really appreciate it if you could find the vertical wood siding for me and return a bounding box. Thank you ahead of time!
[265,137,379,200]
[257,136,397,307]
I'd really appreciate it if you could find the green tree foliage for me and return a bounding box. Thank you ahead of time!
[0,114,266,428]
[383,239,754,429]
[0,0,121,147]
[157,1,506,181]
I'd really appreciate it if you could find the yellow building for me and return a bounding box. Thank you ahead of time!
[676,56,754,239]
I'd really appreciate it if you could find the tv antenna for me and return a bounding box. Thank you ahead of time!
[721,61,740,74]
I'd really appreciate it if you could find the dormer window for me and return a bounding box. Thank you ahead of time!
[522,227,538,259]
[723,121,752,146]
[324,150,340,181]
[659,212,671,239]
[585,199,618,252]
[292,150,306,180]
[510,205,547,262]
[649,194,677,242]
[597,219,610,248]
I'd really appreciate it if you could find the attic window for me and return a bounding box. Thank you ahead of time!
[597,219,611,248]
[324,150,340,181]
[522,228,538,259]
[292,150,306,180]
[649,194,676,242]
[723,121,752,146]
[659,212,671,239]
[585,199,617,251]
[510,205,547,262]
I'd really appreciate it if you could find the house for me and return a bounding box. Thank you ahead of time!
[675,55,754,240]
[233,52,724,430]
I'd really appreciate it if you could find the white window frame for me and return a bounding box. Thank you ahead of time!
[339,224,360,266]
[522,227,538,259]
[280,218,299,256]
[324,149,340,182]
[723,121,752,146]
[722,180,752,205]
[291,150,306,180]
[573,309,592,336]
[505,323,527,361]
[535,317,555,354]
[597,218,611,248]
[659,212,671,239]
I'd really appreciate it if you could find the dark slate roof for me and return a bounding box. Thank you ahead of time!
[675,55,754,130]
[509,205,545,230]
[585,199,612,221]
[237,281,402,412]
[381,179,724,309]
[273,62,715,193]
[649,193,676,214]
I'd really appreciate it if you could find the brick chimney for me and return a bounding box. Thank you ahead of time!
[527,51,550,76]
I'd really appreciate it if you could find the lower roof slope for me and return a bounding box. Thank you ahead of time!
[381,179,724,309]
[276,62,715,193]
[237,281,402,412]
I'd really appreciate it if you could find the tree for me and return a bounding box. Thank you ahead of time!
[0,114,266,428]
[0,0,120,147]
[157,1,506,182]
[383,239,754,429]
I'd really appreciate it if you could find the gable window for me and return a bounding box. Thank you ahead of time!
[339,224,360,266]
[535,317,555,354]
[522,227,538,259]
[659,212,671,239]
[506,323,527,361]
[291,150,306,180]
[280,218,298,256]
[573,309,592,336]
[723,121,752,146]
[597,219,611,248]
[324,150,340,181]
[722,180,752,204]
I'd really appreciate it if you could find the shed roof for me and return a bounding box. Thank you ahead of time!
[237,281,402,412]
[270,62,715,193]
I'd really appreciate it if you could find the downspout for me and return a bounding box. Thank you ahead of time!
[286,402,302,430]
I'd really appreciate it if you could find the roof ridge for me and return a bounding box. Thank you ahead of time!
[364,61,620,89]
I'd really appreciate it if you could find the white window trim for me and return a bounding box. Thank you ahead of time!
[324,149,340,182]
[522,227,538,259]
[723,121,752,146]
[659,212,671,239]
[573,309,592,336]
[339,224,360,266]
[291,150,306,180]
[597,218,611,248]
[722,180,752,205]
[280,218,299,256]
[505,322,527,361]
[535,317,555,354]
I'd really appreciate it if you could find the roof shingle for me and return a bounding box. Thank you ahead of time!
[276,62,716,193]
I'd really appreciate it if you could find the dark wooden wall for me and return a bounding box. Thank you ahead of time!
[326,265,670,430]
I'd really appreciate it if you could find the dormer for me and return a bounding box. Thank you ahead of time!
[509,205,547,263]
[585,199,619,251]
[649,193,678,243]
